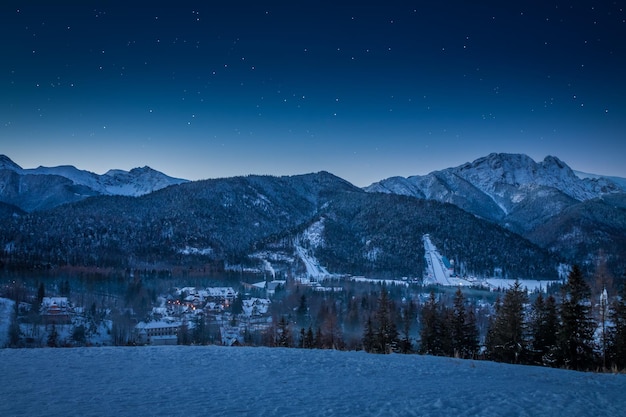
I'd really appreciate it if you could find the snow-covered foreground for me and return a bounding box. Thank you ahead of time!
[1,346,625,417]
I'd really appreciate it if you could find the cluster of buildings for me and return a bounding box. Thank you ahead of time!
[134,286,273,346]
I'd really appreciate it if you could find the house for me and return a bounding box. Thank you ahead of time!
[135,320,182,345]
[242,298,270,317]
[41,297,72,324]
[206,287,238,305]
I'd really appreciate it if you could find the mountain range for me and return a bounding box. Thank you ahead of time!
[0,153,624,278]
[0,155,187,212]
[366,153,626,271]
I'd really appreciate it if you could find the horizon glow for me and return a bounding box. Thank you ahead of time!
[1,2,625,186]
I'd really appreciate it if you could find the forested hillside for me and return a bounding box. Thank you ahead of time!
[0,172,560,278]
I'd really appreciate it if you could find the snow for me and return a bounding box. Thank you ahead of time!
[0,155,188,198]
[484,278,560,292]
[178,246,213,255]
[1,345,625,416]
[423,235,454,286]
[295,244,331,279]
[350,276,409,287]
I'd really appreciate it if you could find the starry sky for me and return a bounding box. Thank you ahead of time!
[2,2,625,186]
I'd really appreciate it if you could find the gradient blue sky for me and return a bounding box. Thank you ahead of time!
[2,2,625,186]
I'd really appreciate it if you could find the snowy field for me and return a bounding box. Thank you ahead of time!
[1,346,625,417]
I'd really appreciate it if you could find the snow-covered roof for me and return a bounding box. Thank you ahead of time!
[135,321,182,330]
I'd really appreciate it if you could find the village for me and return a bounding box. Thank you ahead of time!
[0,277,295,348]
[1,236,563,349]
[134,284,275,346]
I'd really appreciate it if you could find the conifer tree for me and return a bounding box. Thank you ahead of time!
[485,281,528,364]
[296,294,309,328]
[607,285,626,370]
[373,286,398,353]
[450,288,479,358]
[299,327,306,348]
[529,293,559,367]
[465,306,480,358]
[362,316,375,353]
[276,316,291,347]
[304,326,315,349]
[419,292,451,356]
[558,265,597,371]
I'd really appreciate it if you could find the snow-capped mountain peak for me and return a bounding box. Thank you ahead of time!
[365,153,626,235]
[0,155,189,211]
[102,165,188,196]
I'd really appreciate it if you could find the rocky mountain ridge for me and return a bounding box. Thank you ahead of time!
[365,153,626,271]
[0,153,624,277]
[0,155,188,212]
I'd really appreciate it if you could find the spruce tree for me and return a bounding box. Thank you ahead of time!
[362,316,375,353]
[529,293,559,367]
[299,327,306,348]
[296,294,309,328]
[419,292,451,356]
[465,306,480,358]
[373,286,399,353]
[608,285,626,370]
[276,316,291,347]
[558,265,597,371]
[449,288,478,358]
[485,281,528,364]
[305,326,315,349]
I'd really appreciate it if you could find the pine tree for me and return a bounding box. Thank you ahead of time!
[607,285,626,370]
[449,288,478,358]
[529,293,559,367]
[276,316,291,347]
[419,292,451,356]
[485,281,528,364]
[296,294,309,328]
[372,286,398,353]
[558,265,597,371]
[299,327,306,348]
[305,326,315,349]
[465,306,480,358]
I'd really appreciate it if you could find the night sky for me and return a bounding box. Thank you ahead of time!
[2,2,625,186]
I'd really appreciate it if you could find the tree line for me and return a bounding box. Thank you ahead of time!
[5,264,626,373]
[256,265,626,373]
